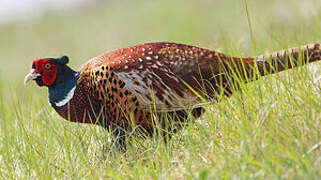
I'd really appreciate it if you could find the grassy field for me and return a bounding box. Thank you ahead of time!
[0,0,321,179]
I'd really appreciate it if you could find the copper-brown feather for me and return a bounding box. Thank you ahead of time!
[44,42,320,148]
[80,43,320,112]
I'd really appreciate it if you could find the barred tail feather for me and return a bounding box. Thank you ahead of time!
[256,43,321,76]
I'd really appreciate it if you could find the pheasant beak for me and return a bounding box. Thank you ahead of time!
[24,69,41,85]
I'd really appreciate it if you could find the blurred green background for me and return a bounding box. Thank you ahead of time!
[1,0,320,79]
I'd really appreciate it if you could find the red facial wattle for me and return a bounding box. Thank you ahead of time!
[33,59,57,86]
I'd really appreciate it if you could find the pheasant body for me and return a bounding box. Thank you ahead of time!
[25,42,321,143]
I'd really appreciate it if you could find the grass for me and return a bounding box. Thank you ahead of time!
[0,0,321,179]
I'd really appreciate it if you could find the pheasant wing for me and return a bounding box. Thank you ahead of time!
[82,42,231,112]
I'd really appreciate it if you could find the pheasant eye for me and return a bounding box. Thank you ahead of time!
[44,63,52,69]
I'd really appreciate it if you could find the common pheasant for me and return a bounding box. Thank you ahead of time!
[24,42,321,148]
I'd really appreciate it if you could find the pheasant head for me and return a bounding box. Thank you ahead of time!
[24,56,80,108]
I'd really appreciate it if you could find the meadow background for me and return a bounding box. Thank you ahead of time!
[0,0,320,179]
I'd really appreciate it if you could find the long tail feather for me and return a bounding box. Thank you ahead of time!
[255,43,321,75]
[222,43,321,82]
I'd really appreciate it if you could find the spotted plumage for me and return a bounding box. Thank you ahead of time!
[25,42,321,148]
